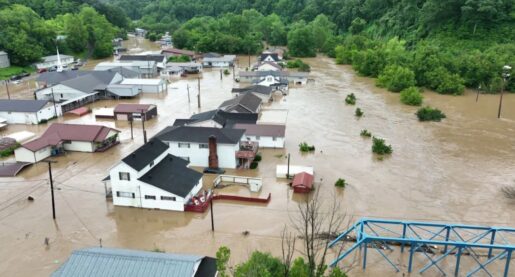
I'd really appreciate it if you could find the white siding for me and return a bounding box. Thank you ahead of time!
[14,146,51,163]
[243,135,284,148]
[35,84,85,101]
[257,64,281,71]
[63,141,95,152]
[167,141,238,169]
[0,106,57,125]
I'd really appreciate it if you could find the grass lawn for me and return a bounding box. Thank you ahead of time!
[0,66,35,80]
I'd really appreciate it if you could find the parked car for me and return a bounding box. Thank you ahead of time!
[37,68,47,73]
[10,75,21,81]
[18,72,30,78]
[71,66,79,71]
[48,66,57,72]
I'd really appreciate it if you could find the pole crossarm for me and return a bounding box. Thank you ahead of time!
[329,218,515,276]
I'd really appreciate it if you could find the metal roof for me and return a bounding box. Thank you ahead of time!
[232,85,273,95]
[203,55,236,63]
[233,123,286,137]
[114,103,155,113]
[156,126,244,144]
[0,100,49,113]
[119,54,165,63]
[52,247,204,277]
[122,139,169,171]
[219,93,262,113]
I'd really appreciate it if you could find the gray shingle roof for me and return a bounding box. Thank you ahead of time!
[156,126,244,144]
[52,247,204,277]
[188,109,258,127]
[119,54,165,63]
[37,71,91,85]
[219,93,262,113]
[0,100,49,113]
[61,71,118,93]
[138,154,202,198]
[122,140,169,171]
[232,85,273,95]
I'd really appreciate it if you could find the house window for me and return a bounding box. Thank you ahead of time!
[256,136,261,140]
[161,196,176,201]
[199,143,208,149]
[178,142,190,148]
[116,191,135,198]
[145,195,156,200]
[272,137,277,141]
[179,156,190,161]
[60,94,63,98]
[119,172,130,181]
[149,161,154,167]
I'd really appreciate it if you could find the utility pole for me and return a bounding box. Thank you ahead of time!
[4,81,10,100]
[51,87,58,117]
[45,160,57,220]
[286,153,291,179]
[475,85,481,103]
[130,119,134,140]
[498,65,512,118]
[232,65,235,81]
[220,69,222,80]
[197,76,201,108]
[210,198,214,231]
[140,110,147,143]
[187,84,190,103]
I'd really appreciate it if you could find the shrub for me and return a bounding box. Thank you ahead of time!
[286,59,310,72]
[223,69,230,75]
[377,65,416,92]
[345,93,356,105]
[0,143,20,157]
[335,178,347,188]
[254,153,262,162]
[355,108,363,117]
[372,137,393,155]
[416,106,446,122]
[250,161,259,169]
[299,142,315,152]
[360,129,371,137]
[400,87,423,106]
[168,55,191,62]
[425,66,465,95]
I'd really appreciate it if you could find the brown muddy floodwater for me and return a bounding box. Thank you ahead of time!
[0,42,514,276]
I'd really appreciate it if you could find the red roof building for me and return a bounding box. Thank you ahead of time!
[113,103,157,121]
[292,172,314,193]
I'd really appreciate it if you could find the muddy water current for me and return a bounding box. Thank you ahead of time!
[0,38,514,276]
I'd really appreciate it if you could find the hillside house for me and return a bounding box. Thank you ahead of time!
[109,140,203,211]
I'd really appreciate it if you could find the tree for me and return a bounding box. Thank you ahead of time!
[234,251,285,277]
[216,246,231,277]
[78,6,116,58]
[377,65,416,92]
[349,17,366,34]
[309,14,336,51]
[287,22,316,57]
[425,66,465,95]
[63,14,87,53]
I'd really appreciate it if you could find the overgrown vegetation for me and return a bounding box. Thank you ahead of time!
[299,142,315,152]
[400,87,423,106]
[167,55,191,62]
[334,178,346,188]
[254,153,262,162]
[286,59,311,72]
[0,143,20,157]
[223,69,230,75]
[360,129,371,137]
[0,66,34,80]
[355,108,363,117]
[416,106,447,122]
[344,93,356,105]
[250,161,259,169]
[372,137,393,155]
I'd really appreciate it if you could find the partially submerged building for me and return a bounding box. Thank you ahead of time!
[95,61,157,78]
[219,93,262,114]
[118,54,167,70]
[0,100,60,124]
[15,123,120,163]
[231,85,274,102]
[35,54,74,70]
[175,109,258,128]
[238,70,309,86]
[155,126,257,169]
[233,123,286,148]
[292,172,314,193]
[202,55,236,67]
[113,103,157,121]
[52,247,217,277]
[109,140,203,211]
[161,48,198,61]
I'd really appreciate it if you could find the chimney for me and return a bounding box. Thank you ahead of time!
[208,135,219,169]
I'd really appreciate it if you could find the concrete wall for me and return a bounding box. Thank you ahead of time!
[243,135,284,148]
[167,141,238,168]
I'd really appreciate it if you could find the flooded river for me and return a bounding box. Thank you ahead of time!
[0,38,514,276]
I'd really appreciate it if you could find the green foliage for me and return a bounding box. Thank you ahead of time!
[400,87,423,106]
[216,246,231,277]
[250,161,259,169]
[0,143,20,157]
[355,108,363,117]
[287,22,316,57]
[377,65,416,92]
[416,106,447,122]
[168,55,191,62]
[253,153,262,162]
[0,66,34,80]
[289,257,310,277]
[335,178,346,188]
[425,66,465,95]
[286,59,310,72]
[372,137,393,155]
[349,17,366,34]
[223,69,230,75]
[234,251,285,277]
[345,93,356,105]
[328,267,348,277]
[299,142,315,152]
[360,129,371,137]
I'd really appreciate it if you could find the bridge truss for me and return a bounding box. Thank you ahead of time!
[329,218,515,276]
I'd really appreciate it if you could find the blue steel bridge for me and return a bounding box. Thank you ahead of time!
[329,218,515,276]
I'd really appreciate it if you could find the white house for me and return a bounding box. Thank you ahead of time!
[0,100,60,124]
[255,61,282,72]
[35,54,74,70]
[260,52,281,63]
[202,55,236,67]
[176,109,258,129]
[15,123,120,163]
[155,126,252,169]
[233,123,285,148]
[109,140,203,211]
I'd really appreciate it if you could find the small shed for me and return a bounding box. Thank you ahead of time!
[291,172,314,193]
[113,104,157,121]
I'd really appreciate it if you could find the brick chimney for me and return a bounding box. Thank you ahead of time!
[208,135,219,169]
